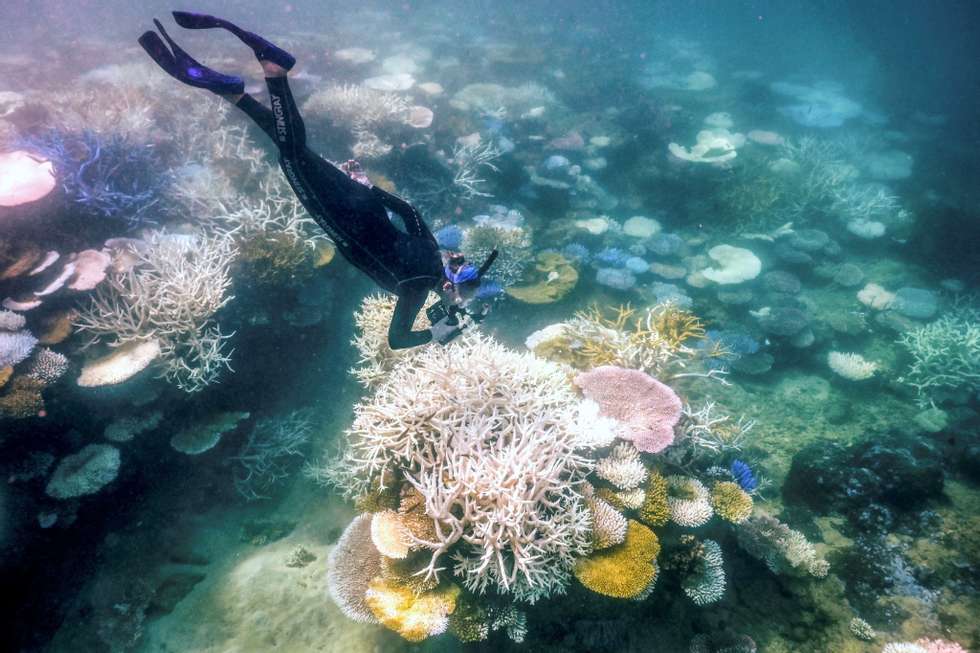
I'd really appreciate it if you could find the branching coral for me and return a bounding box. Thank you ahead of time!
[527,303,712,381]
[232,410,313,500]
[450,140,502,199]
[461,223,533,288]
[319,334,594,603]
[736,514,829,578]
[18,129,165,228]
[349,293,439,388]
[897,308,980,405]
[73,231,236,392]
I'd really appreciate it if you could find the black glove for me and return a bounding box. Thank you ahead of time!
[430,315,464,345]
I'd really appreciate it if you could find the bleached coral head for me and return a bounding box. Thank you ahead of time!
[327,514,382,623]
[595,442,648,490]
[666,476,714,527]
[827,351,878,381]
[326,334,594,604]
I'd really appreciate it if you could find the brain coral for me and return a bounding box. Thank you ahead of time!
[573,520,661,599]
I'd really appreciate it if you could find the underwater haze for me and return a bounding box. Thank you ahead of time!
[1,0,979,651]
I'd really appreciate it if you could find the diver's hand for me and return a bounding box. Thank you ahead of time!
[429,316,464,345]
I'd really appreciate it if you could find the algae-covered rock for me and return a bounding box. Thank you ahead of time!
[170,411,250,455]
[505,252,578,304]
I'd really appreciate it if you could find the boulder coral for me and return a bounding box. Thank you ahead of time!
[573,520,660,599]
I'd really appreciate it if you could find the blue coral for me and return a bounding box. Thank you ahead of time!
[560,243,591,264]
[17,129,165,229]
[594,247,629,268]
[647,232,684,257]
[435,224,464,250]
[730,459,758,492]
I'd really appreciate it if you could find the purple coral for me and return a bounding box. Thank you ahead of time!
[574,365,682,453]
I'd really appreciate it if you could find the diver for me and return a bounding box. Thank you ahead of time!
[138,12,496,349]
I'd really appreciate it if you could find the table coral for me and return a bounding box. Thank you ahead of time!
[573,520,660,599]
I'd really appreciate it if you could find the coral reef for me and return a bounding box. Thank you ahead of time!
[321,334,594,603]
[74,231,236,392]
[573,520,660,599]
[897,308,980,405]
[736,514,829,578]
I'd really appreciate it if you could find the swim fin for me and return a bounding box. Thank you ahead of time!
[172,11,296,71]
[138,19,244,95]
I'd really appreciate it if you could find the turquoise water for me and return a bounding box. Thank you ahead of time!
[0,2,977,651]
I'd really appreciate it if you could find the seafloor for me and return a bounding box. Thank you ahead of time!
[1,4,977,653]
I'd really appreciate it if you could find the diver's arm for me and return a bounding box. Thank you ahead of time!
[388,287,434,350]
[371,186,431,239]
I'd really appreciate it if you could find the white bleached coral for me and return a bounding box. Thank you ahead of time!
[45,444,121,499]
[595,442,649,490]
[701,245,762,285]
[327,514,382,624]
[666,476,714,527]
[320,334,594,604]
[827,351,878,381]
[669,129,745,164]
[73,232,236,392]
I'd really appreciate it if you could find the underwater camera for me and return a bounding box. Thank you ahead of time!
[426,302,460,327]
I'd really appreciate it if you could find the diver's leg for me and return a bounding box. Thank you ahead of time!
[260,63,307,153]
[229,93,280,142]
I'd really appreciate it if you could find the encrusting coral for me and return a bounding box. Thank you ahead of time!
[573,520,660,599]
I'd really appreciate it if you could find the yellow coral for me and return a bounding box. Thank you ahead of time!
[711,481,754,524]
[573,520,660,599]
[379,552,440,594]
[638,472,670,528]
[505,252,578,304]
[313,240,336,267]
[447,594,490,643]
[596,486,626,511]
[0,366,11,390]
[646,302,705,349]
[365,576,460,642]
[353,484,400,513]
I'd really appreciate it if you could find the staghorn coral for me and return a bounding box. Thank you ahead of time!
[897,308,980,405]
[575,365,682,453]
[364,576,460,642]
[18,129,165,228]
[232,410,313,501]
[349,293,439,388]
[639,472,671,528]
[73,231,236,392]
[666,476,714,527]
[573,520,660,599]
[711,482,754,524]
[595,442,649,490]
[530,303,710,380]
[321,334,594,603]
[736,514,829,578]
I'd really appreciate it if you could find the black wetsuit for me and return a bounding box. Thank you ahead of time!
[235,76,442,349]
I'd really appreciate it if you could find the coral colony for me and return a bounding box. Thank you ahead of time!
[0,7,976,653]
